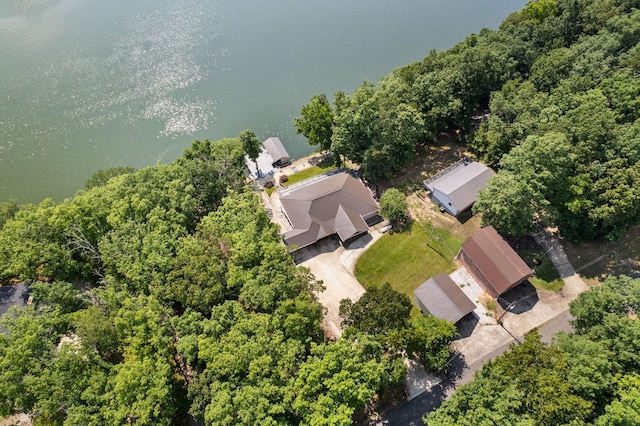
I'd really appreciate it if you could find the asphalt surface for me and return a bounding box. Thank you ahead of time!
[372,307,576,425]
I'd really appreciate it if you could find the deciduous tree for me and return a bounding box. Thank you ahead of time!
[339,283,412,335]
[378,188,409,225]
[239,129,262,163]
[402,315,457,372]
[294,94,334,151]
[84,166,135,190]
[292,336,405,425]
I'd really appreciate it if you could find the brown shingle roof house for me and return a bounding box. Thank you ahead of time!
[456,226,533,297]
[414,272,476,323]
[279,172,378,249]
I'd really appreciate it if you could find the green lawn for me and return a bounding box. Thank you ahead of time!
[283,159,339,187]
[519,250,564,291]
[355,221,461,315]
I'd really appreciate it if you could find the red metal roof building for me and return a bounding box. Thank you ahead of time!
[456,226,533,297]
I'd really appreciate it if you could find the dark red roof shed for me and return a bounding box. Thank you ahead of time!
[456,226,533,297]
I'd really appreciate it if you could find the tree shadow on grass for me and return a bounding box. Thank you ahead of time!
[389,219,414,234]
[455,208,475,224]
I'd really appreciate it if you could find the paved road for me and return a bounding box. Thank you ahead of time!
[538,309,574,344]
[373,308,575,425]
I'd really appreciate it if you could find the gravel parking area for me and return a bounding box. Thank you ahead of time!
[448,267,494,326]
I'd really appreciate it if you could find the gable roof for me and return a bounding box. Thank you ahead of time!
[280,172,378,249]
[425,161,494,213]
[457,226,533,296]
[263,137,289,163]
[414,272,476,323]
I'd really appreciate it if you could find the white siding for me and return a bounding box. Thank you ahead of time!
[432,189,458,216]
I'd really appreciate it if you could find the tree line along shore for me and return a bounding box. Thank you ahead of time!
[1,0,640,424]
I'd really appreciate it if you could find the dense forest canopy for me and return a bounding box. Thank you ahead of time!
[296,0,640,240]
[0,137,411,425]
[2,0,640,424]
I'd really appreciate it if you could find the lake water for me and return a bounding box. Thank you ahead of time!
[0,0,528,203]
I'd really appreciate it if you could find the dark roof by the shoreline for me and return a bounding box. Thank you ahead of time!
[263,137,289,163]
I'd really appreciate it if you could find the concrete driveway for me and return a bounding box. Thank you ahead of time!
[294,230,383,339]
[449,268,494,326]
[295,230,443,400]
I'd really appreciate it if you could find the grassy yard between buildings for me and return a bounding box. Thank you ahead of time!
[355,220,462,315]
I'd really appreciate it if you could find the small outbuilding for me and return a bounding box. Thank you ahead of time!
[263,137,290,167]
[456,226,533,297]
[413,272,476,323]
[424,159,494,216]
[245,136,291,180]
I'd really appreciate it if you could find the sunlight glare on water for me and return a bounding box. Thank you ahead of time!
[0,0,528,202]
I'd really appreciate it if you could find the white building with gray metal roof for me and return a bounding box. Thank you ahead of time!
[424,159,494,216]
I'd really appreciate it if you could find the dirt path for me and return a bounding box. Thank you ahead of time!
[0,414,31,426]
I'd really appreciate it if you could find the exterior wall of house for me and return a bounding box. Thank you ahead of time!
[432,189,458,216]
[362,211,379,220]
[457,248,499,297]
[413,296,429,315]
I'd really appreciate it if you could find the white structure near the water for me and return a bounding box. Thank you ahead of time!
[245,137,291,180]
[263,137,289,166]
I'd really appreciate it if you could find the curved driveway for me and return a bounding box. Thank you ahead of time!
[294,230,383,339]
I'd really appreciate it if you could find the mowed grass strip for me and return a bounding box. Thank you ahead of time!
[355,221,459,299]
[283,159,338,187]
